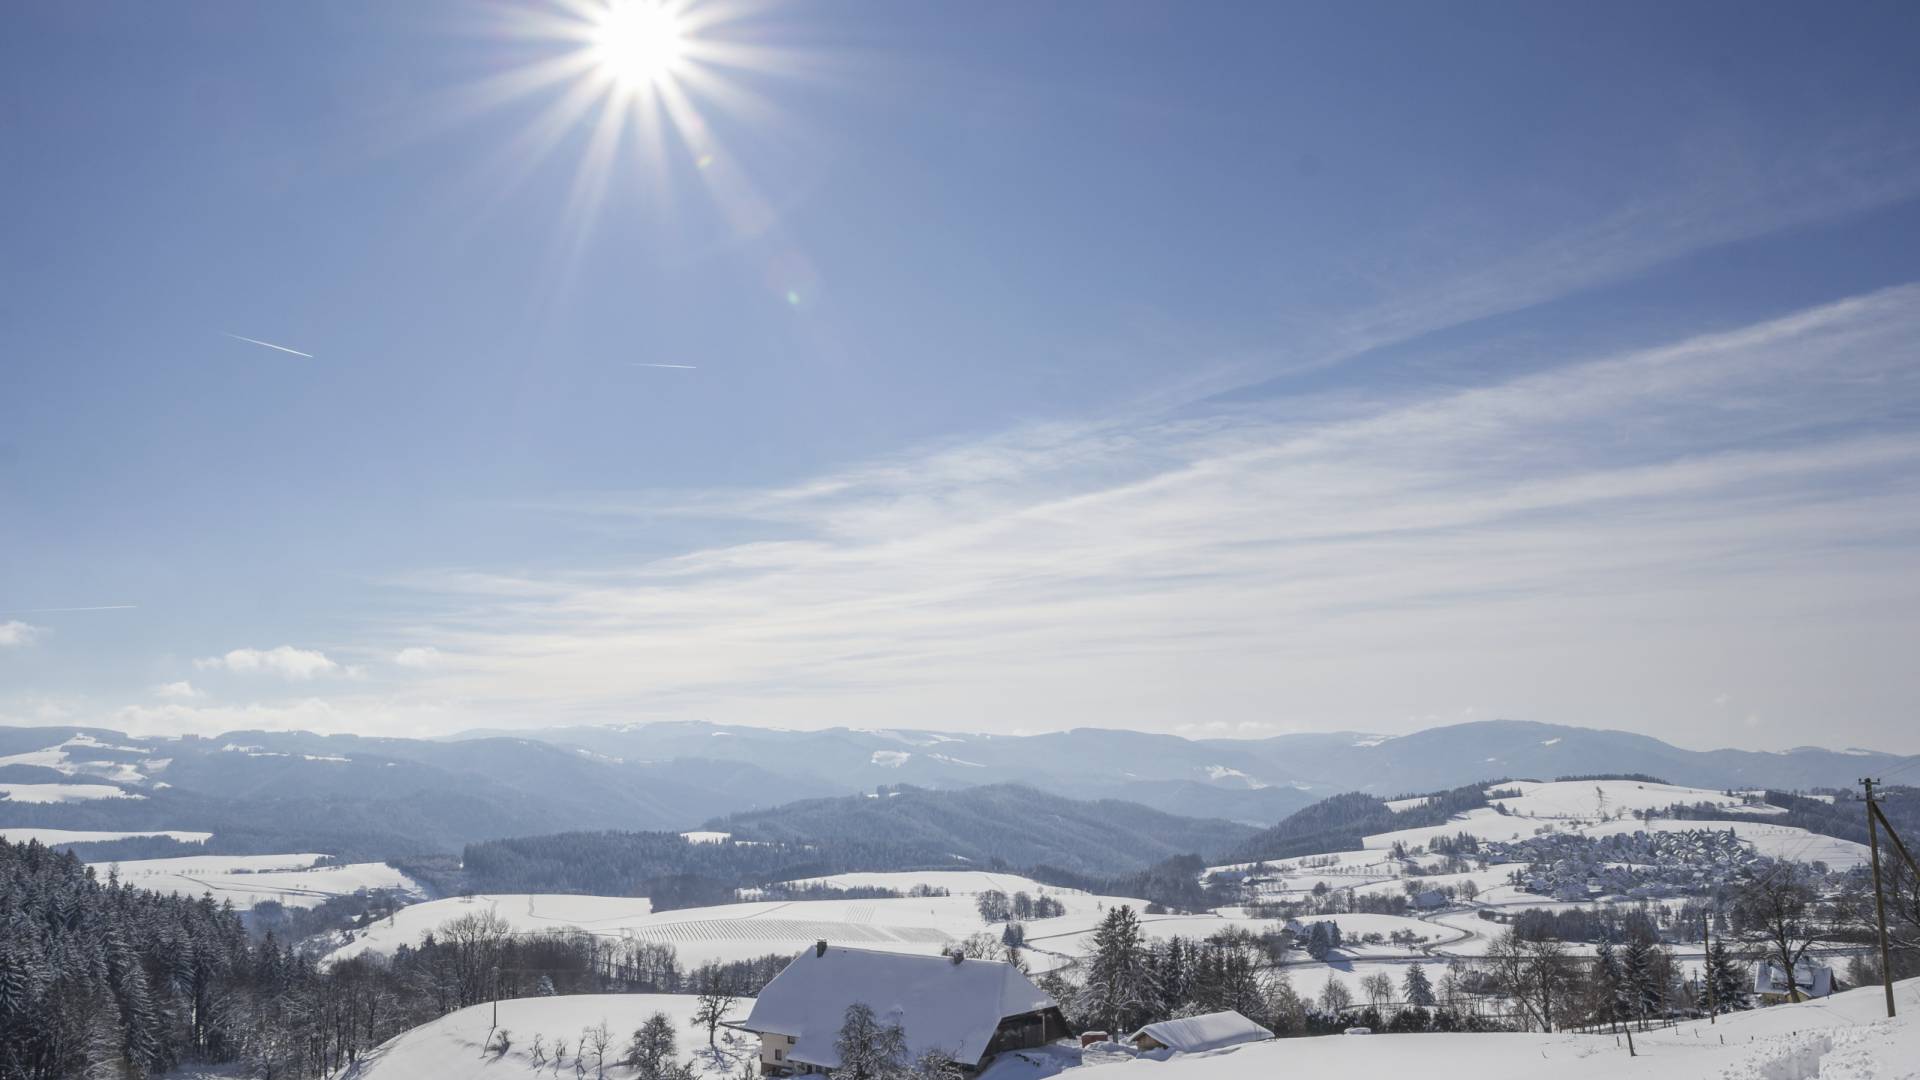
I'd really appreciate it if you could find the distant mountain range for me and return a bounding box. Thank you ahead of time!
[2,719,1912,859]
[478,717,1913,812]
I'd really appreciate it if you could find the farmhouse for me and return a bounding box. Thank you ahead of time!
[1128,1010,1274,1053]
[738,942,1070,1076]
[1755,960,1834,1003]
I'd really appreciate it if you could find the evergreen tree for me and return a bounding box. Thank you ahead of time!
[1305,922,1331,961]
[1706,940,1750,1013]
[1077,906,1157,1034]
[1402,963,1435,1008]
[1620,939,1658,1027]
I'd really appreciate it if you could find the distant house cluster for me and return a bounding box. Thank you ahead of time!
[1487,826,1761,902]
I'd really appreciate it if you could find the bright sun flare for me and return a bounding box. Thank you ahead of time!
[592,0,685,87]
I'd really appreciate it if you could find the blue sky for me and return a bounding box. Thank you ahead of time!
[4,1,1920,751]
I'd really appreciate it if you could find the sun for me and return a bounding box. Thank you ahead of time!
[591,0,686,88]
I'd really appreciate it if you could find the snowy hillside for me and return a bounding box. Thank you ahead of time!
[327,874,1147,973]
[1061,978,1920,1080]
[1,826,211,845]
[99,852,423,909]
[342,993,754,1080]
[342,979,1920,1080]
[1358,780,1869,868]
[327,894,659,964]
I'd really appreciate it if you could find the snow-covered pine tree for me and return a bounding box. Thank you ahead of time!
[1620,939,1658,1027]
[1076,906,1158,1034]
[1402,962,1435,1007]
[1706,939,1750,1012]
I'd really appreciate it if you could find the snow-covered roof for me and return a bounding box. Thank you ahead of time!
[741,945,1056,1068]
[1129,1011,1273,1053]
[1755,961,1832,999]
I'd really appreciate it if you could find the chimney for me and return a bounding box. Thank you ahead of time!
[815,940,828,958]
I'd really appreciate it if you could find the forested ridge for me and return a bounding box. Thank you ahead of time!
[1228,783,1497,862]
[708,783,1256,875]
[454,829,961,908]
[453,784,1257,905]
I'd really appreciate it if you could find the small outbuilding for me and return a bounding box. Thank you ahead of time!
[1127,1010,1274,1054]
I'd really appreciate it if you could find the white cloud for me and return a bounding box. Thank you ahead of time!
[195,646,342,680]
[370,285,1920,750]
[111,697,460,738]
[153,681,205,700]
[392,646,443,669]
[0,621,44,647]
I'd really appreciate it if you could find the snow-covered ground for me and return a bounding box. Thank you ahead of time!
[778,870,1081,896]
[345,977,1920,1080]
[1486,779,1771,820]
[328,895,661,964]
[1,827,212,845]
[1355,781,1863,868]
[98,853,422,909]
[1061,979,1920,1080]
[0,781,144,802]
[343,993,755,1080]
[328,874,1147,974]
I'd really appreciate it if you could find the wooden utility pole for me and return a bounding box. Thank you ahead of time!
[1863,778,1896,1019]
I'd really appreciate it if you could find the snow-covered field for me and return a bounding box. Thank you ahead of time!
[0,781,144,802]
[99,853,422,909]
[1353,780,1861,868]
[328,895,661,964]
[1,827,212,845]
[328,874,1147,974]
[1063,979,1920,1080]
[1486,779,1770,820]
[343,993,754,1080]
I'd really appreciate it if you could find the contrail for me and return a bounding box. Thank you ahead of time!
[0,604,138,614]
[631,363,697,369]
[225,333,314,358]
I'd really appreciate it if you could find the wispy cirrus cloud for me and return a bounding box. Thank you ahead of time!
[371,284,1920,747]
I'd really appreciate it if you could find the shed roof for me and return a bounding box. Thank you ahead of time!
[1129,1010,1274,1053]
[741,945,1055,1068]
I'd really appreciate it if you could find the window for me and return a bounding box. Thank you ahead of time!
[774,1051,783,1061]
